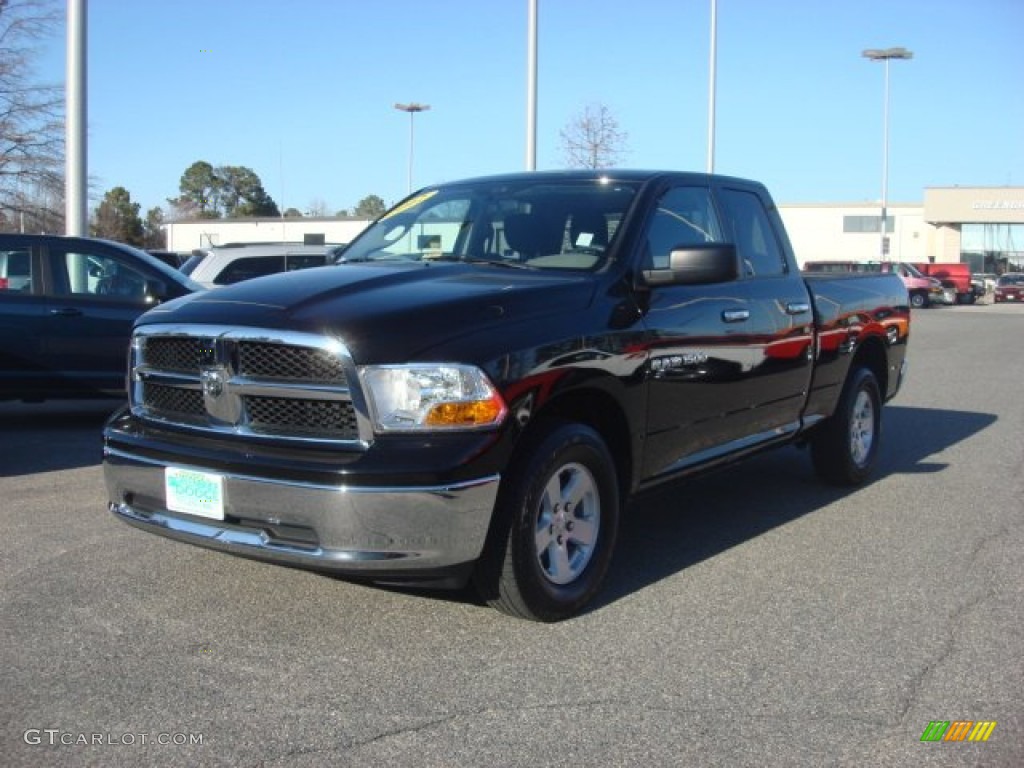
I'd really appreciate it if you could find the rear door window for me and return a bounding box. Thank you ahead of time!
[0,250,34,293]
[284,253,330,272]
[213,255,285,285]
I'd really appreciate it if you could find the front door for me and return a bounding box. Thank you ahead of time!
[43,242,163,395]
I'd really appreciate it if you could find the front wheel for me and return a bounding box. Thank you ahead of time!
[474,422,620,622]
[909,291,927,309]
[811,367,882,486]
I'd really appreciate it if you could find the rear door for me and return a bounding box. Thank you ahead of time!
[713,182,815,439]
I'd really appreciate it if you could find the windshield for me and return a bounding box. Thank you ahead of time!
[997,274,1024,285]
[899,262,925,278]
[336,177,640,271]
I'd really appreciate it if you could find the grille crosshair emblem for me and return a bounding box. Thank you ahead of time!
[200,368,226,399]
[199,365,241,423]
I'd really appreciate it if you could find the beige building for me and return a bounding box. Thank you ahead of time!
[779,202,927,265]
[781,186,1024,271]
[921,187,1024,272]
[165,186,1024,273]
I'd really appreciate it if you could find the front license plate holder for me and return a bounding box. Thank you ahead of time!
[165,467,225,520]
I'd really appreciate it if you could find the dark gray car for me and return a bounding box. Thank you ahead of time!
[0,234,204,401]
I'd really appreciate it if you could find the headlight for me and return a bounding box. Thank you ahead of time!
[358,363,507,432]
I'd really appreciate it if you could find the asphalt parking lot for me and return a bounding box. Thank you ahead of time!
[2,305,1022,767]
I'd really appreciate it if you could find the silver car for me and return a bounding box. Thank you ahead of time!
[180,242,342,288]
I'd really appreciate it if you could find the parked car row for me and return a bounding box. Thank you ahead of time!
[0,237,353,402]
[801,260,947,308]
[801,260,1014,308]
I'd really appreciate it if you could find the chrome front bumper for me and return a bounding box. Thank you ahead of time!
[103,446,499,586]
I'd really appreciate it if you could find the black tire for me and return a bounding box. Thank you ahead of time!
[474,422,619,622]
[811,367,882,486]
[909,292,927,309]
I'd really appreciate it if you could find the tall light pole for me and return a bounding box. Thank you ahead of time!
[66,0,87,236]
[525,0,538,170]
[394,102,430,193]
[862,47,912,260]
[707,0,717,174]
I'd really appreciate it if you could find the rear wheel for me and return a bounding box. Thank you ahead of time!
[811,367,881,486]
[474,422,619,622]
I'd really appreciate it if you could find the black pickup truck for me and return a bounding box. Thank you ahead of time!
[103,170,909,621]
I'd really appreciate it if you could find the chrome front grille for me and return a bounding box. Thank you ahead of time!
[131,325,367,446]
[242,395,358,436]
[237,341,345,382]
[143,381,205,418]
[144,337,206,372]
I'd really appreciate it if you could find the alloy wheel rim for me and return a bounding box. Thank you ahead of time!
[850,390,875,467]
[533,462,600,585]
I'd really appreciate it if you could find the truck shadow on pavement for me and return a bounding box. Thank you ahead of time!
[0,400,123,477]
[384,404,995,616]
[595,404,996,611]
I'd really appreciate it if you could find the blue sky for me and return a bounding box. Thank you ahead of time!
[35,0,1024,215]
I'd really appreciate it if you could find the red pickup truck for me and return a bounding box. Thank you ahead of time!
[910,262,978,305]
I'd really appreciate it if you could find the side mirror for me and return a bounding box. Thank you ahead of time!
[642,243,738,286]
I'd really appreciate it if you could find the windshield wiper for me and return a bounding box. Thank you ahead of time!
[431,255,536,270]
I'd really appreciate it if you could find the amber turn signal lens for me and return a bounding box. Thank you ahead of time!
[425,397,505,427]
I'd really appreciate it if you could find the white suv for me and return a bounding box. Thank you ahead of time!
[180,242,343,288]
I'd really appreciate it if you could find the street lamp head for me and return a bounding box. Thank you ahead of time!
[394,103,431,193]
[862,47,913,61]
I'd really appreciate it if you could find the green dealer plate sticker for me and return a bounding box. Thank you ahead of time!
[165,467,225,520]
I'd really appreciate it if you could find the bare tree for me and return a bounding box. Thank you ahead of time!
[0,0,64,231]
[306,198,329,217]
[560,103,629,169]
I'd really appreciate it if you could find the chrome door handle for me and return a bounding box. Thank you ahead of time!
[722,309,750,323]
[785,302,810,315]
[50,307,83,317]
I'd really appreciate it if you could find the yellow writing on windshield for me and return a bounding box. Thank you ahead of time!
[380,190,439,221]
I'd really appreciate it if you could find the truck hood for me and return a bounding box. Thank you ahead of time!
[138,261,597,361]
